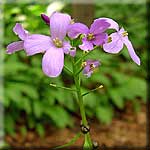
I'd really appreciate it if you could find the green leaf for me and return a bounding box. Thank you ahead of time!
[5,87,22,103]
[33,101,43,118]
[36,124,45,137]
[15,83,39,100]
[109,89,124,109]
[112,72,128,85]
[96,106,113,124]
[5,62,28,74]
[20,126,27,137]
[6,83,39,101]
[83,93,98,108]
[133,100,141,113]
[45,106,73,128]
[125,77,146,102]
[117,77,146,102]
[4,116,15,135]
[19,98,32,114]
[28,117,35,129]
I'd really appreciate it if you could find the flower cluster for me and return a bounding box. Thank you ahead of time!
[6,12,140,78]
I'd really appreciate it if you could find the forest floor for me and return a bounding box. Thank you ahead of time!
[5,102,146,149]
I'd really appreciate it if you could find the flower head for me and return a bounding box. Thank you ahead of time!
[82,60,100,77]
[6,23,29,54]
[98,18,140,65]
[26,12,76,77]
[68,19,110,51]
[7,12,75,78]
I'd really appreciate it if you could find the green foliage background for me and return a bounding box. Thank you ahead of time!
[3,2,147,136]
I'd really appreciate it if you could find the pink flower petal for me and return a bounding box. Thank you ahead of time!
[79,37,94,51]
[50,12,71,40]
[63,41,71,54]
[90,19,110,35]
[62,41,76,57]
[95,18,119,31]
[6,41,24,54]
[83,60,100,78]
[92,33,108,46]
[13,23,28,40]
[103,32,123,53]
[24,34,52,56]
[42,47,64,77]
[123,38,140,65]
[68,23,89,39]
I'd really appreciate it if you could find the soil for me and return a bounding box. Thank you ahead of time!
[5,103,146,149]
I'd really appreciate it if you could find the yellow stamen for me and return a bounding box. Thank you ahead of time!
[107,36,112,43]
[122,31,128,37]
[53,38,63,48]
[81,62,87,67]
[70,19,75,24]
[87,33,95,41]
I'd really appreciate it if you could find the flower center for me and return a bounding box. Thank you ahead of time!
[90,64,95,71]
[107,36,112,43]
[87,33,95,41]
[53,38,63,48]
[122,31,128,37]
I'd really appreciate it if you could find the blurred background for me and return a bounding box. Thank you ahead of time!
[2,0,147,148]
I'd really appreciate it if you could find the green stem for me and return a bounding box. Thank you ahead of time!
[82,85,103,97]
[72,60,93,150]
[64,65,73,75]
[50,83,77,92]
[54,132,81,149]
[74,46,98,66]
[75,68,82,76]
[74,51,90,66]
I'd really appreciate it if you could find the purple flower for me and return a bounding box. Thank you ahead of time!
[25,12,75,78]
[82,60,100,77]
[97,18,140,65]
[7,12,75,78]
[68,19,110,51]
[41,13,50,25]
[6,23,29,54]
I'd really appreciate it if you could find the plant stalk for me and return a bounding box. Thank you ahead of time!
[73,60,93,149]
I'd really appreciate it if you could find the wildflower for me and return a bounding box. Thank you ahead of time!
[82,60,100,77]
[6,23,29,54]
[97,18,140,65]
[68,19,110,51]
[7,12,75,78]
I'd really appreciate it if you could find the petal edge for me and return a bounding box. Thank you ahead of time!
[6,41,24,54]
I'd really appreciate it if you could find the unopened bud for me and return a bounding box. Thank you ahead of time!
[82,62,87,68]
[98,85,103,89]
